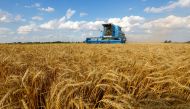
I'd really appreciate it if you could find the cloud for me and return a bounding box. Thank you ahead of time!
[59,20,105,30]
[41,15,144,32]
[41,20,104,31]
[108,16,145,32]
[66,9,76,19]
[0,28,14,35]
[41,19,97,31]
[24,3,41,8]
[0,10,25,23]
[40,20,57,29]
[58,21,82,30]
[142,15,190,31]
[15,15,26,22]
[138,15,190,41]
[128,8,133,11]
[0,10,12,23]
[39,15,144,42]
[39,7,55,13]
[32,16,43,21]
[17,23,38,34]
[18,15,144,42]
[80,12,88,17]
[16,14,190,42]
[25,3,55,13]
[40,8,77,30]
[81,21,105,30]
[40,8,144,32]
[144,0,190,13]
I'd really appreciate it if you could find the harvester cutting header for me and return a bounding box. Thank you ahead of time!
[85,23,126,44]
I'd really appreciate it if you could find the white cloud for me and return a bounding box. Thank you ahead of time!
[15,15,22,21]
[0,10,12,23]
[17,24,38,34]
[142,15,190,30]
[58,20,105,30]
[15,13,190,42]
[108,16,145,32]
[128,8,133,11]
[66,9,76,19]
[33,3,41,7]
[32,16,43,21]
[40,7,144,32]
[25,3,55,13]
[178,0,190,7]
[15,15,26,22]
[82,21,105,30]
[24,3,41,8]
[40,8,77,30]
[0,28,13,35]
[57,9,76,22]
[40,20,58,29]
[39,7,55,13]
[0,10,25,23]
[40,15,144,32]
[80,12,88,17]
[139,15,190,41]
[59,21,81,30]
[144,0,190,13]
[25,3,55,14]
[41,20,104,31]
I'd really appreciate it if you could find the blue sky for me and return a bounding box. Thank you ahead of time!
[0,0,190,42]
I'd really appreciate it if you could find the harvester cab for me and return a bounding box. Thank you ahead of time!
[85,23,126,44]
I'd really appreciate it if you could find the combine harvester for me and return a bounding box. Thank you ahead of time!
[85,23,126,44]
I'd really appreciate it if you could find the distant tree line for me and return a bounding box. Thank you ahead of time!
[163,40,190,43]
[3,40,190,44]
[164,40,172,43]
[8,41,84,44]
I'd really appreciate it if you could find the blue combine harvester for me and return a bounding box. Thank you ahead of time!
[85,23,126,44]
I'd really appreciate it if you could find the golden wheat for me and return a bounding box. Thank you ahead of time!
[0,43,190,109]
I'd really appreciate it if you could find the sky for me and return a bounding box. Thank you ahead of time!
[0,0,190,43]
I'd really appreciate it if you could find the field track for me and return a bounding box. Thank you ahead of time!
[0,43,190,109]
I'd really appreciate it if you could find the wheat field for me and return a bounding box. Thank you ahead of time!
[0,43,190,109]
